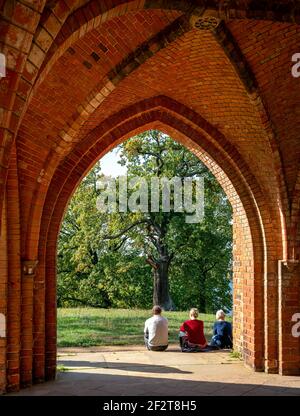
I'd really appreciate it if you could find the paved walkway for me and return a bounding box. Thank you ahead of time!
[9,345,300,396]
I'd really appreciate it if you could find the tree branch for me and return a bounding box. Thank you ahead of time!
[146,255,159,269]
[102,219,150,240]
[110,236,129,251]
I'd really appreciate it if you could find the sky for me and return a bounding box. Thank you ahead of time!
[100,147,127,177]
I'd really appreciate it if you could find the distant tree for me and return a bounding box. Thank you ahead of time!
[57,164,153,309]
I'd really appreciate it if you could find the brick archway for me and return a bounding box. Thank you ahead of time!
[1,0,300,394]
[29,97,276,388]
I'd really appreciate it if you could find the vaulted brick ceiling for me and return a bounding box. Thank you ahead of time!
[1,1,299,214]
[15,6,300,229]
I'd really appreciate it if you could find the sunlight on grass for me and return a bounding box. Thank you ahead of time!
[57,308,220,348]
[229,351,242,360]
[57,364,70,372]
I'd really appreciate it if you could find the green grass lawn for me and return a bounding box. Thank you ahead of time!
[57,308,217,347]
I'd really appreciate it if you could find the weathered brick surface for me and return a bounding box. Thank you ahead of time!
[6,143,21,392]
[0,0,300,393]
[0,197,7,394]
[278,260,300,375]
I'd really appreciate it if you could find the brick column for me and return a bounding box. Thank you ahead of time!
[278,260,300,375]
[232,208,264,372]
[6,144,21,392]
[264,266,279,374]
[33,263,45,384]
[232,211,244,355]
[20,260,38,388]
[0,199,8,394]
[45,248,57,381]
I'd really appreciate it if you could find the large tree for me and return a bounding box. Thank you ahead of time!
[100,130,231,310]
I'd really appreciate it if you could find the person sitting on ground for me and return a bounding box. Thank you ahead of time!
[210,309,233,349]
[179,308,207,352]
[144,305,168,351]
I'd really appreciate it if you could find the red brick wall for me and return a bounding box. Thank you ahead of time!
[1,0,300,392]
[278,260,300,375]
[0,196,7,394]
[6,144,21,391]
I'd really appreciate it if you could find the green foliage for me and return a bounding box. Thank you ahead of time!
[57,164,153,309]
[57,130,232,312]
[169,175,232,312]
[229,351,242,360]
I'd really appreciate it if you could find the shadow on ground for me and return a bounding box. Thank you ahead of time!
[10,371,300,396]
[59,360,193,374]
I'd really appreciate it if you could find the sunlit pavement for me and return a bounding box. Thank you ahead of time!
[8,346,300,396]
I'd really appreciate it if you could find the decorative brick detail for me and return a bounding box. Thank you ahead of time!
[193,16,220,31]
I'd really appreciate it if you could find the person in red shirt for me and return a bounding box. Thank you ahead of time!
[179,308,207,351]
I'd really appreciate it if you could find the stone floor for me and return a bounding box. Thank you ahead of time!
[9,345,300,396]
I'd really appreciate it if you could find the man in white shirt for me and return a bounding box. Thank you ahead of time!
[144,305,168,351]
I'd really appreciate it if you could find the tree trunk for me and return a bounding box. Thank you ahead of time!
[152,258,175,311]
